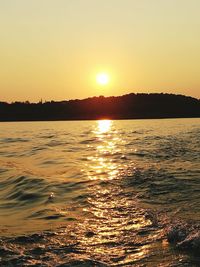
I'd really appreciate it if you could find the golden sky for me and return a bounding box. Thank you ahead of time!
[0,0,200,102]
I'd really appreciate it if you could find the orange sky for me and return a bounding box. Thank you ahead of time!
[0,0,200,102]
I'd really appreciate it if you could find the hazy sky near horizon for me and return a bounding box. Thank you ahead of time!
[0,0,200,102]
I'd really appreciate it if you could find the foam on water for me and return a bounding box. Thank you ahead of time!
[0,118,200,266]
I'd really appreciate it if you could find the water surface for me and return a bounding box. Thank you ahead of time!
[0,118,200,266]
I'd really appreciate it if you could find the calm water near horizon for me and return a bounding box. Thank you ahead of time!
[0,118,200,266]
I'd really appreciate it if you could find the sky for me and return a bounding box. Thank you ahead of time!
[0,0,200,102]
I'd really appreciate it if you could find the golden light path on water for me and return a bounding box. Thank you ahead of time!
[86,120,121,181]
[78,119,160,265]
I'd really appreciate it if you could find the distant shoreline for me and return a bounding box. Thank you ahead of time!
[0,116,200,123]
[0,93,200,122]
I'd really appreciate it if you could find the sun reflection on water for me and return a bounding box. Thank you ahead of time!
[97,119,112,134]
[86,119,121,181]
[79,120,160,265]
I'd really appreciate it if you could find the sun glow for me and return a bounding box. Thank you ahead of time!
[96,73,110,85]
[97,120,111,134]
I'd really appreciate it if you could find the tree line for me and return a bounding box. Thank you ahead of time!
[0,93,199,121]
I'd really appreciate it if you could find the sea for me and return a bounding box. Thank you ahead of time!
[0,118,200,266]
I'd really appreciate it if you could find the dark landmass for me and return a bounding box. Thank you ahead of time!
[0,93,200,121]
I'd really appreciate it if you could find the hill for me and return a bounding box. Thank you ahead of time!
[0,93,200,121]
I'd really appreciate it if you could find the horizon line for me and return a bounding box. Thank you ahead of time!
[1,92,200,104]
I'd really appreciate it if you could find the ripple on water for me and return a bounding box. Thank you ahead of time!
[0,137,30,143]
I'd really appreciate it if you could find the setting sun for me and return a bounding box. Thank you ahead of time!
[96,73,110,86]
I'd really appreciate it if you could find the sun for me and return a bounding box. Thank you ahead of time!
[96,73,110,85]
